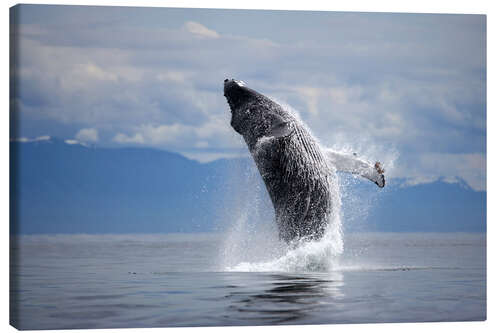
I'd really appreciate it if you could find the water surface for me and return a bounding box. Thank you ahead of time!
[10,232,486,330]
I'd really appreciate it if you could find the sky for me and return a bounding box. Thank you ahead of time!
[10,4,486,190]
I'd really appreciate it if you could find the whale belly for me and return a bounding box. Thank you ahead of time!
[252,126,333,242]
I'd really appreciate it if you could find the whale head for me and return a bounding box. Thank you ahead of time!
[224,79,292,144]
[224,78,264,136]
[223,79,253,110]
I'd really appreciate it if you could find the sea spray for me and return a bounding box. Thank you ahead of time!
[227,214,344,272]
[217,157,286,270]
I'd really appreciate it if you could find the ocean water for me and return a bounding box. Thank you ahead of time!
[10,232,486,330]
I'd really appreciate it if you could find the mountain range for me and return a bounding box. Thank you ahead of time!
[10,139,486,234]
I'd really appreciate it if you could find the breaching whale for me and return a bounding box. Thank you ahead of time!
[223,79,385,243]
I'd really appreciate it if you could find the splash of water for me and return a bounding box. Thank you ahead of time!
[226,216,344,272]
[218,98,397,273]
[218,108,345,273]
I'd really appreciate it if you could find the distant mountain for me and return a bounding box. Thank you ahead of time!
[10,139,486,234]
[339,175,486,233]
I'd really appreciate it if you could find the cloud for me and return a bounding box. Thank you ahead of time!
[391,153,486,191]
[11,7,485,190]
[183,21,219,38]
[64,139,91,147]
[181,151,248,163]
[113,133,145,144]
[112,115,237,149]
[75,128,99,143]
[10,135,51,142]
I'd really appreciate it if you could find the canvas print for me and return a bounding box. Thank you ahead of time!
[9,4,486,330]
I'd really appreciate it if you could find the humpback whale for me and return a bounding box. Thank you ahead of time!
[223,79,385,243]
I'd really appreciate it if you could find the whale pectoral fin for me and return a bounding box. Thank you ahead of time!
[269,121,292,138]
[326,150,386,188]
[267,115,292,138]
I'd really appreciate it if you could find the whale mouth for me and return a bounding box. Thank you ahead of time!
[223,79,232,96]
[224,78,246,87]
[224,78,263,115]
[224,79,250,108]
[224,78,246,96]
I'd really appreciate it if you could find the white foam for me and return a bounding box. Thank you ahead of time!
[225,219,344,272]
